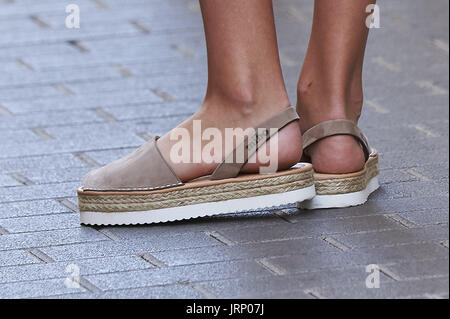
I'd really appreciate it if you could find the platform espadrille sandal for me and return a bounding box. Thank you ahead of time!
[78,107,315,225]
[297,119,379,209]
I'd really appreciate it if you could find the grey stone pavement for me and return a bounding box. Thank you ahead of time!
[0,0,448,299]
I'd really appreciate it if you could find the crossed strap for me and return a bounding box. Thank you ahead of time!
[302,119,372,161]
[210,107,299,180]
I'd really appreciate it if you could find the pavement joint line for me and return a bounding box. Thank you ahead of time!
[79,276,102,293]
[0,104,13,116]
[366,99,390,114]
[385,214,417,229]
[415,80,448,95]
[15,58,35,71]
[113,65,134,78]
[205,231,236,246]
[378,265,402,281]
[433,39,449,53]
[7,172,35,186]
[140,253,168,268]
[52,83,76,96]
[91,107,118,122]
[180,281,216,299]
[304,289,323,299]
[170,44,194,58]
[130,21,151,34]
[0,67,203,91]
[72,151,102,167]
[408,124,439,138]
[136,132,153,142]
[28,248,55,263]
[256,258,287,276]
[272,209,296,223]
[371,56,400,72]
[66,40,90,53]
[0,225,9,235]
[29,127,55,140]
[321,236,350,252]
[94,228,122,241]
[91,0,108,9]
[29,15,51,28]
[440,240,449,249]
[151,88,176,102]
[404,168,431,182]
[56,198,79,213]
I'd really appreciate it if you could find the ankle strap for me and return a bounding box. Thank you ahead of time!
[211,107,299,180]
[302,119,372,161]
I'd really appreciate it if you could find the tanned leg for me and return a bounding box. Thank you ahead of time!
[297,0,374,173]
[157,0,302,181]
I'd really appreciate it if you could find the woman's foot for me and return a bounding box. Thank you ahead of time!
[157,96,303,182]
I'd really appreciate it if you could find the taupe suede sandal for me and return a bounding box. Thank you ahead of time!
[77,107,315,225]
[297,119,379,209]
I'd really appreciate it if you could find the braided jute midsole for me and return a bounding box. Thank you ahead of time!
[78,167,314,212]
[314,154,379,195]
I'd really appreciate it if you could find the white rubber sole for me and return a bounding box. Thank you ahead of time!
[297,176,380,210]
[80,185,316,225]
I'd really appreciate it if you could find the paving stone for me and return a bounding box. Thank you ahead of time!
[0,199,71,219]
[85,260,270,291]
[0,278,88,299]
[281,196,450,222]
[312,277,449,299]
[216,215,402,244]
[152,238,336,267]
[399,209,449,226]
[0,255,153,284]
[0,250,40,267]
[0,227,107,251]
[0,174,21,187]
[41,233,221,261]
[0,153,85,174]
[0,212,80,233]
[380,258,449,280]
[17,167,90,185]
[53,284,204,299]
[332,225,449,249]
[3,89,162,115]
[102,210,287,239]
[266,243,448,275]
[199,267,393,298]
[0,182,80,202]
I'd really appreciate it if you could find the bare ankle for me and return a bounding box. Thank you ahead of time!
[203,85,291,123]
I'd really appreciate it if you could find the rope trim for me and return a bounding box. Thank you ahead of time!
[314,158,379,195]
[78,170,314,212]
